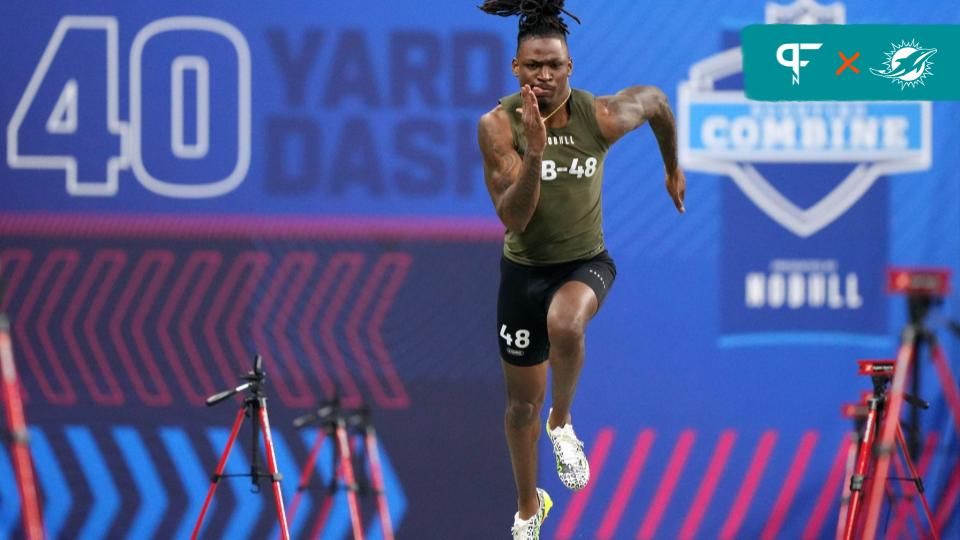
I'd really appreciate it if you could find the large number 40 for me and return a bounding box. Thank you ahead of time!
[6,16,251,198]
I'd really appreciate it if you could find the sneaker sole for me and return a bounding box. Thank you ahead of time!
[539,489,553,522]
[546,418,590,491]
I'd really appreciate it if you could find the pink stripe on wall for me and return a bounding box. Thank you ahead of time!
[761,431,819,540]
[719,430,778,540]
[555,428,616,540]
[637,429,697,539]
[802,435,852,540]
[0,213,505,241]
[679,430,737,540]
[21,250,78,404]
[597,429,656,540]
[0,250,32,313]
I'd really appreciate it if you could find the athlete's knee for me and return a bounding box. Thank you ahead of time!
[547,315,585,351]
[506,398,542,427]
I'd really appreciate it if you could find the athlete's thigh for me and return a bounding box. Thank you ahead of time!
[501,359,548,403]
[497,257,550,366]
[566,251,617,312]
[546,280,597,332]
[545,251,617,329]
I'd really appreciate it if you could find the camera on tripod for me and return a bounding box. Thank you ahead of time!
[193,354,290,540]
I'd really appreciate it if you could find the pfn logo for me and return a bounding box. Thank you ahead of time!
[776,42,823,85]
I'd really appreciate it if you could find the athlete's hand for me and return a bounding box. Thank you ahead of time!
[518,85,546,155]
[665,167,686,213]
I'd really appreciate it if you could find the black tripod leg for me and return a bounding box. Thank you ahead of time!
[908,335,922,460]
[251,398,262,493]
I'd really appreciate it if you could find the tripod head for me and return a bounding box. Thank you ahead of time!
[252,353,263,377]
[907,295,939,327]
[856,359,929,410]
[206,354,266,407]
[192,355,290,537]
[293,395,341,429]
[244,353,265,392]
[887,267,951,327]
[344,405,372,431]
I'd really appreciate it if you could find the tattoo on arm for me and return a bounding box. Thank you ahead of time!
[614,87,680,173]
[648,99,678,173]
[479,114,541,232]
[504,151,541,221]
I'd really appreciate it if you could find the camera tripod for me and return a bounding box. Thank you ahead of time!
[0,314,45,540]
[192,354,290,540]
[286,399,394,540]
[0,264,45,540]
[840,355,939,540]
[853,267,960,538]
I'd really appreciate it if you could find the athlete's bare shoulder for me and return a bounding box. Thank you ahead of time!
[592,93,615,112]
[479,103,511,130]
[478,101,525,220]
[591,86,668,144]
[592,93,616,126]
[478,104,513,151]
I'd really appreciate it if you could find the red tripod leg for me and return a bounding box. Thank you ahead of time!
[928,343,960,533]
[886,444,917,540]
[894,425,939,540]
[862,340,915,540]
[365,426,394,540]
[285,427,327,539]
[835,432,859,540]
[259,406,290,540]
[336,421,365,540]
[934,461,960,533]
[886,432,937,540]
[886,450,910,540]
[0,320,44,540]
[308,481,337,540]
[930,343,960,434]
[192,406,246,540]
[844,399,881,540]
[307,427,339,540]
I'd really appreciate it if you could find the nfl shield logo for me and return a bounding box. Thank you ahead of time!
[678,0,933,345]
[679,0,931,238]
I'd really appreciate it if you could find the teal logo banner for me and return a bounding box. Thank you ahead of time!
[743,25,960,100]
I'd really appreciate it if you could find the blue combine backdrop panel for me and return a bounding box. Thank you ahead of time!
[1,1,959,538]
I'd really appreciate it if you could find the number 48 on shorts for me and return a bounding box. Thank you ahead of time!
[500,324,531,350]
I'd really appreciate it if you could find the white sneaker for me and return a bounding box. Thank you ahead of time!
[510,488,552,540]
[546,410,589,491]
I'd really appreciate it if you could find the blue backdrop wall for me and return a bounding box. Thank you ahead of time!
[1,1,959,538]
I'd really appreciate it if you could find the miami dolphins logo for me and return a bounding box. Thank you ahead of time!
[869,39,937,89]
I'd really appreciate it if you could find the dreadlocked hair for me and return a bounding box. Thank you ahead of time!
[478,0,581,45]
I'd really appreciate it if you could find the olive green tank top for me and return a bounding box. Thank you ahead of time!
[500,88,611,265]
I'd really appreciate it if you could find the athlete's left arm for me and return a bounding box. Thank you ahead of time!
[595,85,685,213]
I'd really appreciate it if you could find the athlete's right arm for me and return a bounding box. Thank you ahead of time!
[478,85,546,233]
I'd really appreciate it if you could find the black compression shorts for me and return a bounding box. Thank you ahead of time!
[497,250,616,366]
